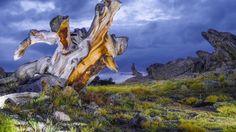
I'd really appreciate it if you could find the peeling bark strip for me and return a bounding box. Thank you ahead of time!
[13,0,128,93]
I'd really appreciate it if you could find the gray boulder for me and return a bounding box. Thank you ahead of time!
[147,58,197,80]
[53,111,71,122]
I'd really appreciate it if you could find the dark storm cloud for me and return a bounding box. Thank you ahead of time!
[111,0,236,71]
[0,0,235,72]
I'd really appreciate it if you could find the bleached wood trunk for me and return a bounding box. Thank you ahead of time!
[3,0,128,93]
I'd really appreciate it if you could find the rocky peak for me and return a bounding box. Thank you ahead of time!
[146,29,236,80]
[202,29,236,61]
[131,63,143,78]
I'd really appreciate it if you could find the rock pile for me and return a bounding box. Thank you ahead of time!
[147,29,236,80]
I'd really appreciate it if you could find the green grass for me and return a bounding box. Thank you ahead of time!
[204,95,219,103]
[86,73,236,131]
[0,113,16,132]
[1,71,236,131]
[216,101,236,116]
[184,97,199,105]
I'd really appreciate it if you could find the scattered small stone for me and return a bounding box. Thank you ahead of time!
[150,116,162,122]
[187,112,198,119]
[129,113,147,128]
[115,118,129,125]
[53,111,71,122]
[127,93,136,100]
[85,102,99,114]
[97,116,107,122]
[35,115,44,122]
[110,94,122,105]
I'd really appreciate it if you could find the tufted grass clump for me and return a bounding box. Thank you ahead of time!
[0,113,16,132]
[204,95,218,104]
[204,95,232,104]
[179,121,206,132]
[50,86,80,108]
[217,95,233,102]
[141,120,162,130]
[156,81,177,91]
[184,97,199,105]
[216,103,236,116]
[190,81,204,91]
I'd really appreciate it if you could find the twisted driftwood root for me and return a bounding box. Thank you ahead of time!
[1,0,128,93]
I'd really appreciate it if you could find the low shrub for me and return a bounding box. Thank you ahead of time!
[184,97,199,105]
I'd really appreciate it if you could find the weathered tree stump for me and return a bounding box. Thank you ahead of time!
[4,0,128,93]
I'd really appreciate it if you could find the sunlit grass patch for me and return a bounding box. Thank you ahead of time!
[178,111,236,132]
[204,95,219,104]
[88,84,150,93]
[204,95,233,104]
[184,97,199,105]
[50,86,80,108]
[217,104,236,115]
[154,81,177,91]
[216,102,236,116]
[179,120,206,132]
[0,113,16,132]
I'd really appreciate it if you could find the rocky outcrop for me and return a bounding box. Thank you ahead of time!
[202,29,236,61]
[125,64,151,83]
[147,29,236,80]
[131,64,143,78]
[0,67,6,79]
[147,58,202,80]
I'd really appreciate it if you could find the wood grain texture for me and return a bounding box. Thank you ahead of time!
[12,0,128,92]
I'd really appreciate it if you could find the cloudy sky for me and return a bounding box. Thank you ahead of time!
[0,0,236,73]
